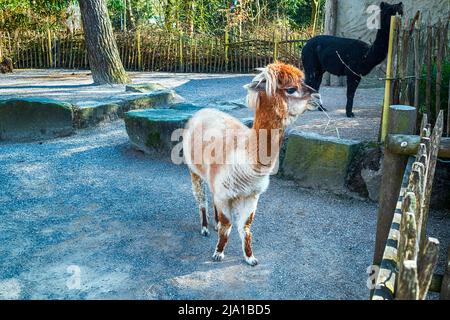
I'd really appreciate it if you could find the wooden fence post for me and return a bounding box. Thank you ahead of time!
[47,28,53,68]
[179,32,183,73]
[224,29,229,72]
[273,31,278,62]
[0,31,3,61]
[380,16,398,142]
[136,28,141,71]
[373,105,417,266]
[441,245,450,299]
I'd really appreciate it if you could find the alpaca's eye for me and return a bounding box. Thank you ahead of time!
[286,87,297,94]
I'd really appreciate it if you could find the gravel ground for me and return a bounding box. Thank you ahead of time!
[0,121,381,300]
[1,69,384,141]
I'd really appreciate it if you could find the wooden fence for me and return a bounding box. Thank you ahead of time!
[385,14,450,136]
[372,111,450,299]
[0,30,307,73]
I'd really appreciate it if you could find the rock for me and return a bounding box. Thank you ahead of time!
[73,90,184,129]
[210,99,246,111]
[282,131,362,193]
[346,146,383,200]
[125,83,167,93]
[125,108,194,158]
[361,166,383,202]
[119,89,184,113]
[241,117,253,128]
[125,104,254,159]
[73,103,121,129]
[0,98,74,142]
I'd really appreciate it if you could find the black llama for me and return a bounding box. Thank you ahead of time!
[301,2,404,117]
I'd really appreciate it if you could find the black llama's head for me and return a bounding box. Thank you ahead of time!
[380,2,404,30]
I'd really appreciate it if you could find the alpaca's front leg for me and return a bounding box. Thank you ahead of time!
[235,196,259,266]
[238,211,258,266]
[212,211,232,261]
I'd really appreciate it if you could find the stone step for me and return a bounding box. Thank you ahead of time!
[0,83,184,142]
[124,104,253,157]
[282,131,363,194]
[73,88,182,128]
[0,97,74,142]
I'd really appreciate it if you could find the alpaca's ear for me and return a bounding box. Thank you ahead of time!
[380,2,386,9]
[244,66,278,96]
[243,80,266,92]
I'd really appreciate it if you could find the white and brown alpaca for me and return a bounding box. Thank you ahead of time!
[183,62,319,266]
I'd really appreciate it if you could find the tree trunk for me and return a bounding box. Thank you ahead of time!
[126,0,136,30]
[79,0,130,84]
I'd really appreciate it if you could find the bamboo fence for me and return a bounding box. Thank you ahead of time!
[385,14,450,136]
[0,29,308,74]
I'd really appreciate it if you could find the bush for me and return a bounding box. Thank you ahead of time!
[419,59,450,120]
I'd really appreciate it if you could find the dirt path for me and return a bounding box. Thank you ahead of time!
[0,121,382,299]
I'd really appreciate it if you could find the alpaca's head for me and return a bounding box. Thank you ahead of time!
[244,62,320,125]
[380,2,404,30]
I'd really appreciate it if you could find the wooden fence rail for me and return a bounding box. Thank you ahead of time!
[372,111,449,300]
[0,30,307,74]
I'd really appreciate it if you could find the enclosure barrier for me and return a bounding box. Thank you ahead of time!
[372,109,450,299]
[380,14,450,138]
[0,29,307,74]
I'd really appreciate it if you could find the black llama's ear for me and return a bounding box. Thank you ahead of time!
[380,2,386,9]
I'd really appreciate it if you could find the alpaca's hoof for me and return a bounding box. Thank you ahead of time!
[245,255,258,266]
[346,112,355,118]
[201,227,210,237]
[212,251,224,261]
[318,106,327,112]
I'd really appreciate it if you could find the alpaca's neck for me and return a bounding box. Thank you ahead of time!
[251,95,285,170]
[362,26,390,75]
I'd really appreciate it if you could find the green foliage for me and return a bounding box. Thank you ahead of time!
[0,0,73,31]
[419,60,450,119]
[0,0,320,34]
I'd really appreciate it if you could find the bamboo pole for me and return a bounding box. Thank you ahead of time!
[418,237,439,299]
[136,28,141,71]
[224,29,229,72]
[47,29,53,68]
[397,260,419,300]
[425,17,433,120]
[273,30,278,62]
[413,20,420,111]
[381,16,398,142]
[435,19,443,117]
[441,245,450,299]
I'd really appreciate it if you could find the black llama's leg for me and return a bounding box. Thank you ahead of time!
[345,75,361,118]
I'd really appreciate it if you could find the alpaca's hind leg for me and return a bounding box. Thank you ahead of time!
[190,171,209,236]
[235,196,259,266]
[213,204,219,231]
[345,76,361,118]
[212,206,232,261]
